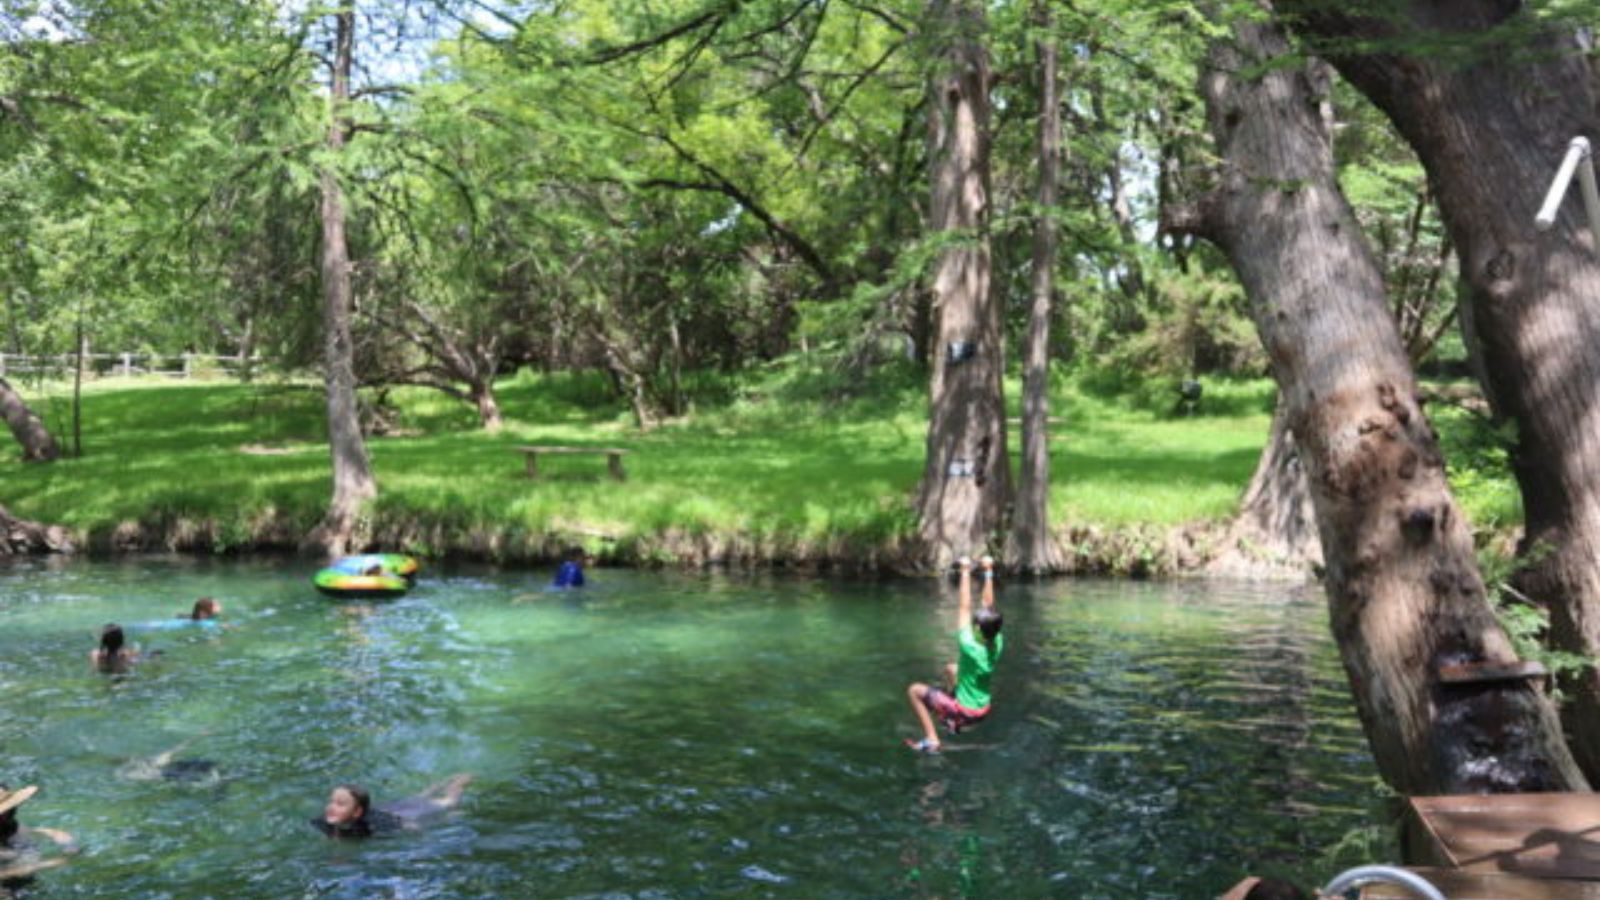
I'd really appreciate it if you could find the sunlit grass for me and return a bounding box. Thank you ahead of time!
[0,365,1301,556]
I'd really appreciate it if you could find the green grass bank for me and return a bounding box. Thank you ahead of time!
[0,361,1516,573]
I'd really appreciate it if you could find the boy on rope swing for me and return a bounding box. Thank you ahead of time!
[904,555,1004,754]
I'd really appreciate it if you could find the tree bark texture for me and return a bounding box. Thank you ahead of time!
[306,7,377,558]
[1182,9,1584,794]
[916,0,1009,567]
[0,376,59,462]
[1278,0,1600,788]
[1208,399,1322,577]
[1007,8,1065,574]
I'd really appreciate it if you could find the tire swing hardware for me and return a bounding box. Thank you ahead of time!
[1536,136,1600,254]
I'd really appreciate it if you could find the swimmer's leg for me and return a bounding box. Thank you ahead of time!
[150,734,203,768]
[905,682,940,751]
[429,773,473,807]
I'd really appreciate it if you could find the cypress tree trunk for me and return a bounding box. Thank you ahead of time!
[305,7,377,558]
[1277,0,1600,787]
[1209,399,1321,576]
[1007,2,1064,574]
[916,0,1009,567]
[0,376,59,462]
[1170,7,1584,794]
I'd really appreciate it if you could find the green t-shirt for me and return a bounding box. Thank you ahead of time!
[954,627,1003,710]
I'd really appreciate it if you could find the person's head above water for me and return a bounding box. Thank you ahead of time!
[1243,878,1308,900]
[324,784,370,827]
[98,624,125,656]
[973,606,1002,642]
[190,597,221,621]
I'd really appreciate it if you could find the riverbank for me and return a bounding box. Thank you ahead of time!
[0,363,1511,574]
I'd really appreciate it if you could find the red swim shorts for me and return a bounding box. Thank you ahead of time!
[922,688,990,734]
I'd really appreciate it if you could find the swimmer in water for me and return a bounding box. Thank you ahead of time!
[181,597,222,621]
[116,736,221,785]
[0,784,76,886]
[551,546,587,589]
[88,624,143,673]
[313,774,474,839]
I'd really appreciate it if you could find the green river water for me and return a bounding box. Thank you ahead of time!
[0,557,1393,898]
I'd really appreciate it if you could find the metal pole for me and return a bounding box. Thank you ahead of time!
[1537,136,1600,252]
[1579,147,1600,253]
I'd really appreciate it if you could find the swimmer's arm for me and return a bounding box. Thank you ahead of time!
[0,856,68,880]
[980,556,996,611]
[25,826,77,850]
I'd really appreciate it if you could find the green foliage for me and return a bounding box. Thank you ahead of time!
[1431,394,1522,530]
[1478,542,1598,696]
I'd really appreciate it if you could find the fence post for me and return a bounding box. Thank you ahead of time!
[0,354,6,377]
[182,352,191,379]
[121,352,132,377]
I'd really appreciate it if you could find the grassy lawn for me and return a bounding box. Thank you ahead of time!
[0,361,1512,561]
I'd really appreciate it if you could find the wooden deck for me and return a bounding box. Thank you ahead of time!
[1405,793,1600,880]
[1357,867,1600,898]
[1220,793,1600,899]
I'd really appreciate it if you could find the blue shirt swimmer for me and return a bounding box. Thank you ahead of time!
[552,549,586,588]
[129,598,223,633]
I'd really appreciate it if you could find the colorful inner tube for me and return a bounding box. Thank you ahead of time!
[329,553,420,582]
[313,568,410,599]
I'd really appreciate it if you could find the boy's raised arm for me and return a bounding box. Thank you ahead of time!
[980,555,996,610]
[956,556,973,629]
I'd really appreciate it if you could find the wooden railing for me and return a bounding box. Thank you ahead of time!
[0,353,260,379]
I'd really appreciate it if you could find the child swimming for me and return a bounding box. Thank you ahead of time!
[313,774,474,839]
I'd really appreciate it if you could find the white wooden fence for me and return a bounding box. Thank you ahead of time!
[0,353,260,379]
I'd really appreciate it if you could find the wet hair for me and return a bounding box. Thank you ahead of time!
[973,608,1003,642]
[336,784,371,819]
[99,624,125,657]
[565,546,586,562]
[191,597,219,620]
[0,783,17,845]
[1244,878,1308,900]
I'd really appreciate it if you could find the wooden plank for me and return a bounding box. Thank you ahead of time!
[515,446,630,455]
[1407,793,1600,879]
[1360,867,1600,898]
[1437,660,1548,685]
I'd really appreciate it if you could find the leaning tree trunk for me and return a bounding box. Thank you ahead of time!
[1277,0,1600,787]
[1168,7,1584,794]
[1208,398,1322,576]
[0,377,59,462]
[916,0,1009,567]
[1007,3,1064,574]
[305,7,376,558]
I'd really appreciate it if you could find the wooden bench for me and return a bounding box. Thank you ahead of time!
[516,446,630,481]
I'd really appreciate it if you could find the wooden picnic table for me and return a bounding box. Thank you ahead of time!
[516,445,630,481]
